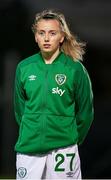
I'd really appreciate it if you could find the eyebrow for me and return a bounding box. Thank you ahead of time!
[37,29,59,33]
[37,29,57,31]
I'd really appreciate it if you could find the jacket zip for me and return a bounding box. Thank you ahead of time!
[40,68,48,149]
[42,68,48,111]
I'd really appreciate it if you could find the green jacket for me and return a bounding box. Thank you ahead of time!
[14,52,94,154]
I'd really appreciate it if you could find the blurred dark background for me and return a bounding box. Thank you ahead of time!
[0,0,111,179]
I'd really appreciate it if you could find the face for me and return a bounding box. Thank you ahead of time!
[35,19,64,55]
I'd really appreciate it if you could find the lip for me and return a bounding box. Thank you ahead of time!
[43,44,51,47]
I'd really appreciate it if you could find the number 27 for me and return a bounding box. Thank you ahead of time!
[55,153,75,172]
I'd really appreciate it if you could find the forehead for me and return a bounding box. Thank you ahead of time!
[37,19,61,30]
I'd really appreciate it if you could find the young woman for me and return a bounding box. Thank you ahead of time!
[14,9,94,179]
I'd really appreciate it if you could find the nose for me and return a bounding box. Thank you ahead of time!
[44,33,49,42]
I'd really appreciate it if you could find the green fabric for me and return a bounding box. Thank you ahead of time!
[14,52,94,154]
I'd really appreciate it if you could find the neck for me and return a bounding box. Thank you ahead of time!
[41,49,60,64]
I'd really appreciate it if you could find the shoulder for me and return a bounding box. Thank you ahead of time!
[17,53,40,69]
[62,52,86,73]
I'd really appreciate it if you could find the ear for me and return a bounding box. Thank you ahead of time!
[35,34,38,43]
[60,35,64,43]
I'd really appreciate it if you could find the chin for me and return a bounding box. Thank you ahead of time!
[42,49,52,53]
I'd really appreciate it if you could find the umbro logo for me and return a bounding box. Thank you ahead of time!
[66,171,74,178]
[28,75,36,81]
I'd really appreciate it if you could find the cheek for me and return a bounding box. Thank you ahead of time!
[52,37,62,44]
[35,37,42,46]
[35,35,41,43]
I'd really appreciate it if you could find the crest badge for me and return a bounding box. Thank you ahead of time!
[55,74,66,85]
[18,167,27,178]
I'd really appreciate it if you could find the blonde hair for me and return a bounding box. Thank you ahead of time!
[32,9,86,61]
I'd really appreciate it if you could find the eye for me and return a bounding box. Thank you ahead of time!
[50,31,57,36]
[38,31,44,36]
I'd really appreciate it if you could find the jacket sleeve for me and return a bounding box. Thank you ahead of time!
[75,64,94,145]
[14,65,25,126]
